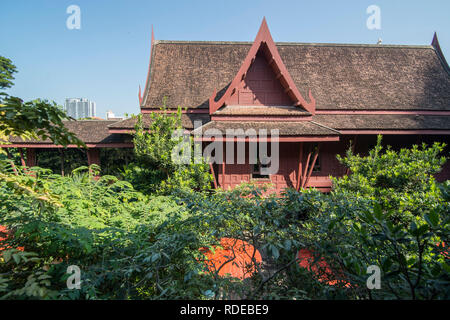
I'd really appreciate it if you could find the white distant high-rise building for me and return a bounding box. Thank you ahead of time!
[106,110,124,121]
[64,98,96,119]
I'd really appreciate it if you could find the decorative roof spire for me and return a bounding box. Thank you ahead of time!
[431,32,450,74]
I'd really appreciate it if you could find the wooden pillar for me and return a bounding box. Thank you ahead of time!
[19,148,26,167]
[210,163,218,189]
[296,142,303,191]
[301,144,312,188]
[303,144,320,189]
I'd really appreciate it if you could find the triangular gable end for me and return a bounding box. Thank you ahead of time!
[209,18,316,115]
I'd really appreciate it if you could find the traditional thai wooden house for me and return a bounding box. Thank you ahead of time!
[4,19,450,192]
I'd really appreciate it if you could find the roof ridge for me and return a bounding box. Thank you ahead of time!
[154,39,434,49]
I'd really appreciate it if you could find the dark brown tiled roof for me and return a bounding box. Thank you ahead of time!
[191,120,339,137]
[142,41,450,111]
[312,114,450,130]
[7,120,126,144]
[108,113,211,130]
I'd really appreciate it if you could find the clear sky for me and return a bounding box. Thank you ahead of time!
[1,0,449,118]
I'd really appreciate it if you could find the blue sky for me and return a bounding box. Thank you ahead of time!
[1,0,449,118]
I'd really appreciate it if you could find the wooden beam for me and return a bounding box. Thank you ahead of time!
[284,87,292,94]
[209,163,218,189]
[19,148,26,167]
[301,145,312,189]
[303,144,320,189]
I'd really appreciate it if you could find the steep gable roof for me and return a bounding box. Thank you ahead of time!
[141,38,450,112]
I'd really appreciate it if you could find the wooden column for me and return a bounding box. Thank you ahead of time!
[296,142,303,191]
[301,144,312,188]
[210,163,218,189]
[19,148,26,167]
[303,144,321,189]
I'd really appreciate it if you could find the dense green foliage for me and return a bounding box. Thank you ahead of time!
[0,56,448,300]
[1,137,448,299]
[297,137,450,299]
[0,56,84,208]
[0,55,83,151]
[126,105,212,194]
[0,56,17,90]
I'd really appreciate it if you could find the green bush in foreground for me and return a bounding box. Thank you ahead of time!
[0,137,448,300]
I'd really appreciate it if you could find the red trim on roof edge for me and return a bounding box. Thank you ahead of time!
[139,25,155,107]
[194,136,339,142]
[141,108,209,114]
[340,130,450,135]
[432,32,450,74]
[210,116,313,121]
[315,110,450,115]
[1,143,134,148]
[208,18,316,115]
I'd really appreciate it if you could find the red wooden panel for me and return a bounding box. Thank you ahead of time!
[226,51,295,107]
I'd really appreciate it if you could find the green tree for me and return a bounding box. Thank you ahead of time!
[131,104,212,194]
[297,136,450,299]
[0,56,17,90]
[0,56,84,151]
[0,56,84,206]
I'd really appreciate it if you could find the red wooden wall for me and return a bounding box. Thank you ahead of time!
[225,51,293,106]
[216,141,351,193]
[211,134,449,194]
